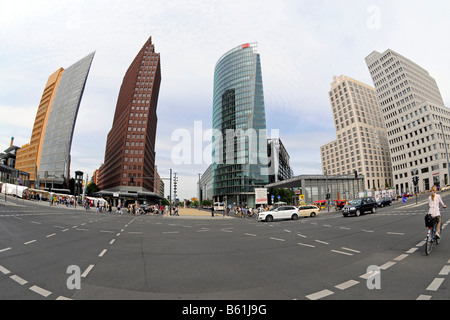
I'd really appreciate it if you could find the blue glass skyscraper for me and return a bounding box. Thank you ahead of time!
[212,43,268,207]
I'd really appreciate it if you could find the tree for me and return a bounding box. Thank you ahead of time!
[86,182,100,196]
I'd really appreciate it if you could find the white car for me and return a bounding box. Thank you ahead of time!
[258,206,299,222]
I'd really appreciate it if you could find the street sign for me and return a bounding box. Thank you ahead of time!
[403,197,407,203]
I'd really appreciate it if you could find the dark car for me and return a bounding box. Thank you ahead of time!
[342,197,377,217]
[377,197,392,208]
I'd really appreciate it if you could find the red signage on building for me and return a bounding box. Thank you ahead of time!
[242,43,250,49]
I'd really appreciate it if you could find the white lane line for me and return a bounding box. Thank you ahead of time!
[163,231,180,234]
[426,278,445,291]
[339,227,351,230]
[341,247,361,254]
[98,249,107,257]
[315,240,330,245]
[417,240,426,247]
[297,243,315,248]
[81,265,95,278]
[394,254,409,261]
[24,240,37,245]
[360,270,381,280]
[29,285,52,297]
[0,265,11,275]
[306,289,334,300]
[244,233,257,237]
[62,229,69,232]
[297,233,307,238]
[10,275,28,285]
[100,230,115,233]
[270,237,285,242]
[387,232,405,235]
[380,261,396,270]
[362,229,375,233]
[31,221,42,225]
[439,266,450,276]
[406,247,419,254]
[56,296,73,300]
[76,228,89,231]
[109,239,116,245]
[46,233,56,238]
[335,280,359,290]
[417,295,432,300]
[0,247,12,253]
[331,250,353,256]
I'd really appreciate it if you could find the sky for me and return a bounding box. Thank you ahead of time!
[1,0,450,201]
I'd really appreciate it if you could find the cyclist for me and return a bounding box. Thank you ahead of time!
[428,185,446,239]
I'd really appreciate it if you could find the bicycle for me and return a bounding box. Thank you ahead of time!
[425,216,442,255]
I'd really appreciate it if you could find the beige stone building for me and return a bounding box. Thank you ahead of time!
[366,49,450,193]
[321,75,393,191]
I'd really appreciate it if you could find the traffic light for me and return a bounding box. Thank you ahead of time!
[354,170,358,179]
[412,176,419,186]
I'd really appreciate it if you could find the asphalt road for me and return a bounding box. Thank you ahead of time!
[1,193,449,301]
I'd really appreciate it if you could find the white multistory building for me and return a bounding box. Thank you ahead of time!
[321,75,393,192]
[366,49,450,193]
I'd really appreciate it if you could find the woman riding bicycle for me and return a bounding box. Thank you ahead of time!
[428,185,446,239]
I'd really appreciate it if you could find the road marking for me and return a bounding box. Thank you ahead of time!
[56,296,73,300]
[221,229,233,233]
[62,229,69,232]
[46,233,56,238]
[76,228,89,231]
[270,237,285,242]
[387,232,405,235]
[99,249,107,257]
[29,285,52,297]
[81,265,95,278]
[10,275,28,285]
[0,247,12,253]
[335,280,359,290]
[244,233,257,237]
[417,240,426,247]
[100,230,114,233]
[315,240,330,245]
[109,239,116,245]
[362,229,375,233]
[341,247,361,254]
[331,250,353,256]
[360,270,380,280]
[406,247,418,254]
[297,233,307,238]
[0,265,11,275]
[339,227,351,230]
[31,221,41,225]
[394,254,408,261]
[426,278,445,291]
[24,240,37,245]
[297,243,315,248]
[163,231,180,234]
[306,289,334,300]
[439,266,450,276]
[417,295,432,300]
[380,261,396,270]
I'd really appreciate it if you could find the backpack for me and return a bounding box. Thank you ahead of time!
[425,214,434,228]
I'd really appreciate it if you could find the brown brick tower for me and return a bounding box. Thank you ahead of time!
[99,37,161,198]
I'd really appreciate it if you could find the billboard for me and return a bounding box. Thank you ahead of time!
[255,188,268,205]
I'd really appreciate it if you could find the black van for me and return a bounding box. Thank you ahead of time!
[342,197,377,217]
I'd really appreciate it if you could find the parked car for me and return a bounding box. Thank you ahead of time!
[342,197,377,217]
[377,197,392,207]
[298,205,320,218]
[258,206,299,222]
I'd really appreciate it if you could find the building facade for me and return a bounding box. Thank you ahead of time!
[267,138,294,184]
[98,37,161,203]
[366,49,450,193]
[211,43,269,207]
[321,75,393,191]
[15,52,95,190]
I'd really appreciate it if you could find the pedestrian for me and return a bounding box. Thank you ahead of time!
[211,205,214,217]
[428,185,446,239]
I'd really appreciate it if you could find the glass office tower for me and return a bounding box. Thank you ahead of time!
[39,52,95,190]
[212,43,268,207]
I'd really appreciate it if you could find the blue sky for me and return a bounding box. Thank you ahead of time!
[1,0,450,200]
